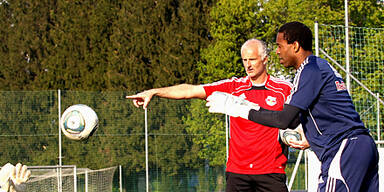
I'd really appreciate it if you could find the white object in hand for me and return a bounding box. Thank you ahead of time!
[279,129,302,145]
[206,91,260,119]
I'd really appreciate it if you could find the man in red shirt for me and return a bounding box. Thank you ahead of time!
[126,39,298,192]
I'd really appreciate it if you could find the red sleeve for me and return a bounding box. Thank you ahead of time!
[203,81,230,97]
[267,76,293,102]
[202,77,242,97]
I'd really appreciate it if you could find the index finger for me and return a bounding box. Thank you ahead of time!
[125,95,141,99]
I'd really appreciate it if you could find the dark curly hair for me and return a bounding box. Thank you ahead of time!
[278,22,312,52]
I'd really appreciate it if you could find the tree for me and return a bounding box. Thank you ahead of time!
[36,0,117,90]
[107,0,214,91]
[0,0,56,90]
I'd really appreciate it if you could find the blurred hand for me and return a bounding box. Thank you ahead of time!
[288,125,310,150]
[9,163,31,192]
[288,139,310,150]
[0,163,14,192]
[125,90,155,109]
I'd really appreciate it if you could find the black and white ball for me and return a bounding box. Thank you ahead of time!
[279,129,301,145]
[60,104,99,141]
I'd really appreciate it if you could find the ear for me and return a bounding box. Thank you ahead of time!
[262,56,268,65]
[293,41,300,52]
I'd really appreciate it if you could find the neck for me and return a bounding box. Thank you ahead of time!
[250,74,268,85]
[294,51,313,69]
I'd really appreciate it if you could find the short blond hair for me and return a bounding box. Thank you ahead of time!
[240,39,269,61]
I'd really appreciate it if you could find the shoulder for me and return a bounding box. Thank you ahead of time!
[266,75,293,98]
[296,56,326,82]
[304,56,329,71]
[202,76,252,94]
[303,56,338,79]
[203,76,250,87]
[268,75,293,90]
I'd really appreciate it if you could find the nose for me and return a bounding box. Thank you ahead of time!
[276,47,280,55]
[245,59,251,67]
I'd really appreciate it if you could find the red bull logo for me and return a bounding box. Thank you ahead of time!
[265,96,277,106]
[335,80,347,91]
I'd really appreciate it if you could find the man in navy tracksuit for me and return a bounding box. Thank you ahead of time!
[206,21,379,192]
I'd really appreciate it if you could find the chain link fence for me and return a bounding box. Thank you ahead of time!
[0,90,306,191]
[316,24,384,141]
[0,24,382,191]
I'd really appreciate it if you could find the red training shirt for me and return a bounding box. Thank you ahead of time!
[203,75,293,174]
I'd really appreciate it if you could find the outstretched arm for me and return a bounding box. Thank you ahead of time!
[126,84,206,109]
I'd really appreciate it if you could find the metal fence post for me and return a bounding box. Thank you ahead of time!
[85,169,88,192]
[74,165,77,192]
[315,21,319,57]
[344,0,351,93]
[58,89,62,192]
[225,115,229,162]
[119,165,123,192]
[378,93,381,143]
[145,108,149,192]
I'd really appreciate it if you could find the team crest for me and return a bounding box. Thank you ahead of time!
[335,80,347,91]
[265,96,277,106]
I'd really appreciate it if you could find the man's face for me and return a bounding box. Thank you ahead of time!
[241,44,267,81]
[276,32,296,68]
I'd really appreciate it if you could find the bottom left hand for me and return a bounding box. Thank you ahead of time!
[9,163,31,192]
[0,163,14,192]
[0,163,31,192]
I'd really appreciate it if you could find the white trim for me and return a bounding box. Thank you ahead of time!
[309,110,323,135]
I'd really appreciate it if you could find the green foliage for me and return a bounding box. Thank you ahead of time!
[196,0,359,83]
[350,29,384,135]
[0,0,55,90]
[0,91,57,165]
[147,98,197,174]
[197,0,264,82]
[349,0,384,27]
[0,1,383,191]
[183,99,226,166]
[0,0,213,91]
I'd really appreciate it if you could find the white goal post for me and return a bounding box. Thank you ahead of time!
[24,165,117,192]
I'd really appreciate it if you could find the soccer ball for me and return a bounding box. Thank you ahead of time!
[60,104,99,141]
[279,129,301,145]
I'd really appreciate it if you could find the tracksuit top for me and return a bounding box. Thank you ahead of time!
[203,75,293,174]
[287,55,368,161]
